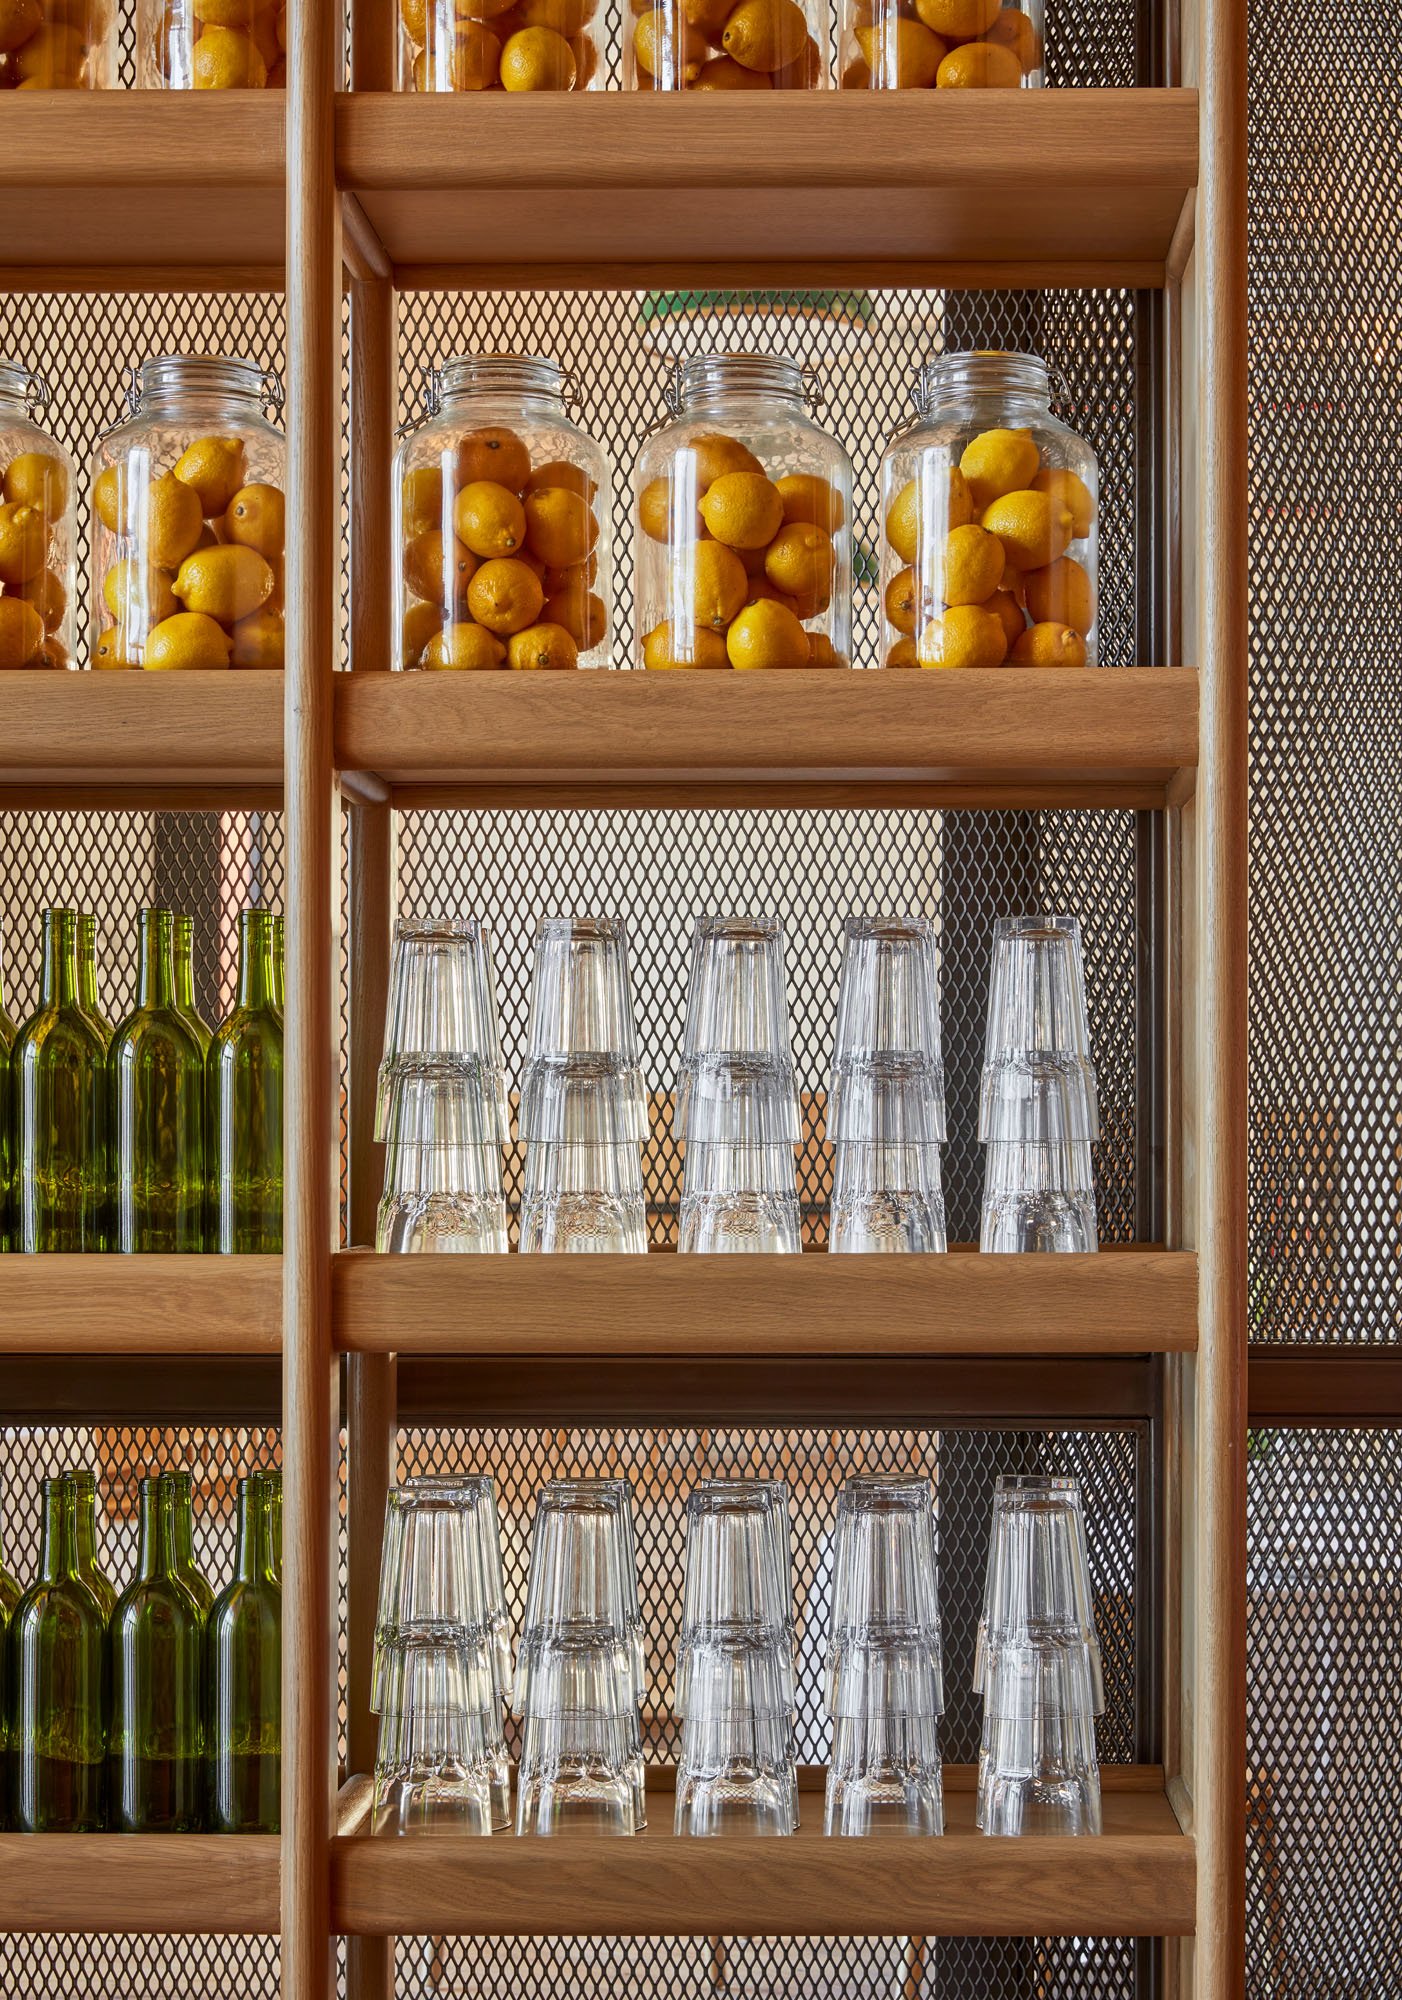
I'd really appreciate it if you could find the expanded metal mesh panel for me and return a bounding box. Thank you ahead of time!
[391,807,1141,1245]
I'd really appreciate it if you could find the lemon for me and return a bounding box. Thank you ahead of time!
[1024,556,1094,635]
[726,597,810,670]
[1010,622,1088,669]
[524,487,598,568]
[721,0,805,68]
[194,0,257,24]
[959,428,1040,511]
[807,633,846,668]
[422,623,507,670]
[17,567,67,632]
[884,567,919,636]
[499,23,575,86]
[634,5,706,80]
[989,588,1027,650]
[941,522,1005,605]
[93,463,129,535]
[454,480,527,559]
[406,529,477,609]
[913,0,997,33]
[689,433,766,485]
[37,636,70,670]
[985,4,1041,70]
[885,637,918,668]
[917,604,1008,670]
[854,17,943,86]
[505,621,578,670]
[103,559,174,627]
[742,577,801,616]
[521,0,591,28]
[694,51,769,85]
[688,540,749,629]
[172,544,275,625]
[0,503,47,587]
[0,595,44,668]
[772,33,821,84]
[525,459,596,502]
[453,427,531,493]
[402,465,446,538]
[192,24,267,82]
[467,556,545,635]
[700,470,784,550]
[937,39,1020,85]
[402,599,443,668]
[249,3,280,66]
[144,612,233,670]
[230,605,285,668]
[224,482,286,557]
[16,23,85,78]
[93,626,136,670]
[543,582,607,650]
[684,0,731,39]
[982,489,1074,571]
[885,481,921,565]
[4,451,68,519]
[765,522,835,600]
[776,474,845,531]
[643,621,728,669]
[543,554,597,595]
[173,436,248,519]
[434,21,500,85]
[0,0,41,52]
[638,476,682,542]
[143,471,206,568]
[1032,466,1095,538]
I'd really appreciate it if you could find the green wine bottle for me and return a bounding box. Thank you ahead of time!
[166,1470,215,1618]
[0,1523,22,1830]
[264,1468,282,1584]
[209,909,283,1255]
[0,932,16,1254]
[207,1472,281,1834]
[66,1469,118,1622]
[12,910,110,1253]
[111,909,205,1254]
[172,915,213,1060]
[11,1476,108,1832]
[76,912,113,1048]
[109,1476,205,1833]
[271,914,285,1017]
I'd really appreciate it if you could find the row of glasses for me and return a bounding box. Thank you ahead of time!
[979,916,1100,1253]
[975,1476,1103,1836]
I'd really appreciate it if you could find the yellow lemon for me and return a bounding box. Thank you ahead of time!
[402,464,446,537]
[741,577,801,617]
[700,470,785,550]
[524,487,598,568]
[638,475,687,543]
[37,636,70,669]
[0,595,45,668]
[104,559,176,626]
[508,621,579,671]
[143,471,206,568]
[885,480,921,564]
[917,604,1009,669]
[542,554,598,595]
[520,0,592,32]
[959,428,1040,511]
[694,52,770,85]
[402,599,443,667]
[1032,465,1096,538]
[643,621,730,670]
[453,426,532,493]
[913,0,997,33]
[984,4,1041,71]
[936,39,1021,86]
[436,19,502,82]
[454,480,528,559]
[4,451,68,519]
[807,633,846,668]
[248,3,280,66]
[93,626,136,670]
[721,0,806,68]
[688,433,767,486]
[776,474,845,532]
[466,556,545,635]
[422,622,508,670]
[1024,556,1094,635]
[0,503,47,587]
[405,529,477,609]
[173,436,249,519]
[143,611,233,670]
[194,0,259,25]
[688,540,749,629]
[525,459,596,502]
[16,22,85,78]
[840,55,871,86]
[17,567,67,632]
[0,0,41,52]
[726,597,811,669]
[941,522,1005,605]
[543,582,607,650]
[884,567,919,636]
[854,16,943,86]
[93,463,130,535]
[172,544,274,625]
[230,605,285,668]
[191,24,267,83]
[684,0,731,38]
[1010,622,1088,669]
[885,637,918,668]
[499,23,575,86]
[988,588,1027,651]
[223,482,285,557]
[771,32,821,84]
[982,488,1074,571]
[765,522,835,600]
[634,5,706,80]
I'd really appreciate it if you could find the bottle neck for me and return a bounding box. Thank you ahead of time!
[70,1475,101,1571]
[235,1477,275,1584]
[137,1480,176,1580]
[137,909,177,1010]
[39,1484,77,1581]
[167,1475,199,1574]
[271,918,285,1011]
[40,912,83,1009]
[238,910,278,1009]
[173,918,198,1011]
[265,1472,282,1580]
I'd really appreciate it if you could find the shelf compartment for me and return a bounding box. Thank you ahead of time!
[335,667,1199,808]
[335,91,1198,289]
[332,1770,1192,1938]
[0,1256,282,1354]
[333,1248,1196,1357]
[0,1833,278,1933]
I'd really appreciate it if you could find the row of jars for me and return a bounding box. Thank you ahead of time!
[0,0,1042,92]
[0,344,1097,674]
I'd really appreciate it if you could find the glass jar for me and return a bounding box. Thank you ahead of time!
[625,0,826,89]
[0,363,77,672]
[140,0,286,87]
[398,0,602,91]
[394,355,613,672]
[634,354,853,671]
[88,355,286,673]
[840,0,1042,90]
[0,0,117,87]
[878,350,1098,670]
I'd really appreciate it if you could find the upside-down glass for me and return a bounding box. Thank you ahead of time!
[376,918,508,1144]
[373,1630,503,1837]
[676,1481,794,1707]
[975,1476,1103,1698]
[520,1137,649,1253]
[831,916,944,1095]
[829,1143,947,1254]
[979,1140,1097,1254]
[0,361,77,670]
[840,0,1043,92]
[979,915,1098,1144]
[377,1059,508,1254]
[521,918,646,1131]
[626,0,827,90]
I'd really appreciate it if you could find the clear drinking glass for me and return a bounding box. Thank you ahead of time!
[520,917,648,1144]
[979,1141,1097,1254]
[828,1147,947,1253]
[376,918,509,1144]
[829,916,944,1115]
[376,1059,508,1254]
[0,361,76,670]
[840,0,1042,91]
[372,1632,502,1837]
[979,914,1098,1143]
[626,0,826,89]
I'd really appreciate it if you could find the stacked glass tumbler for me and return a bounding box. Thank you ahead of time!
[375,918,510,1253]
[975,1475,1103,1836]
[979,914,1099,1252]
[371,1478,514,1836]
[824,1476,944,1835]
[519,918,649,1253]
[513,1480,647,1835]
[674,1480,798,1835]
[828,916,946,1253]
[676,916,802,1254]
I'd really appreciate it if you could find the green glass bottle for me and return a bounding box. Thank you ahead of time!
[12,910,110,1253]
[166,1470,214,1618]
[0,1521,22,1830]
[111,909,205,1254]
[66,1469,118,1622]
[209,909,283,1255]
[271,914,285,1017]
[0,931,16,1254]
[11,1476,108,1831]
[109,1476,205,1833]
[76,912,114,1048]
[265,1468,282,1583]
[207,1472,281,1834]
[172,915,213,1061]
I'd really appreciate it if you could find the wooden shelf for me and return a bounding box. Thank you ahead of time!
[0,671,284,804]
[0,1256,281,1354]
[335,667,1198,808]
[333,1248,1197,1356]
[333,1771,1192,1938]
[0,95,285,290]
[336,90,1199,289]
[0,1833,278,1933]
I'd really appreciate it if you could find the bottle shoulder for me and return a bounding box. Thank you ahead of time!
[13,1004,108,1062]
[113,1572,205,1631]
[13,1573,108,1632]
[109,1005,205,1065]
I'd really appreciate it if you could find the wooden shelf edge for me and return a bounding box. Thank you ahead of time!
[0,1256,282,1354]
[0,1833,279,1934]
[0,671,285,794]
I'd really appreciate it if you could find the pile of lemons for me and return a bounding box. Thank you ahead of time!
[150,0,287,89]
[400,0,598,92]
[639,432,845,670]
[0,0,108,86]
[630,0,823,90]
[92,436,286,670]
[0,449,69,669]
[843,0,1040,90]
[884,425,1094,669]
[401,424,603,670]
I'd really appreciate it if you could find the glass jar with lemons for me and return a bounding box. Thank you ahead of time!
[140,0,286,87]
[0,363,76,672]
[394,355,613,672]
[88,355,287,672]
[398,0,602,90]
[878,350,1098,670]
[635,353,853,671]
[0,0,117,86]
[626,0,825,89]
[840,0,1042,90]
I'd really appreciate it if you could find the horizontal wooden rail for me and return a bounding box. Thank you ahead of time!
[0,1256,282,1354]
[0,671,285,797]
[0,1834,278,1933]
